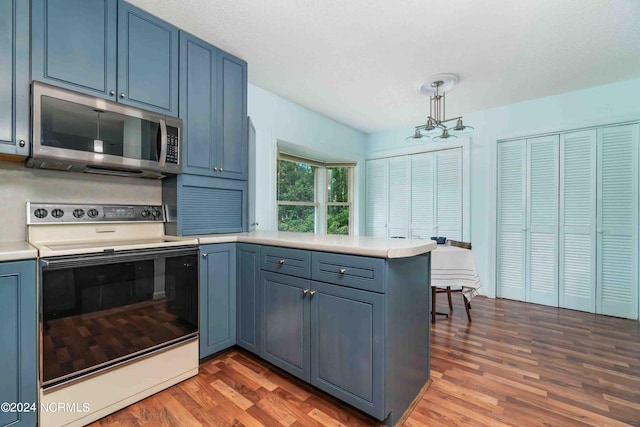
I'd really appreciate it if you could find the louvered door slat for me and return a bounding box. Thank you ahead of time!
[410,152,434,240]
[366,159,387,237]
[435,148,462,241]
[597,124,638,319]
[497,140,526,301]
[527,135,559,306]
[387,156,409,238]
[560,130,596,312]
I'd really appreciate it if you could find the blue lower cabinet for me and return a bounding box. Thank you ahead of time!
[261,271,311,382]
[310,281,385,419]
[0,260,37,427]
[236,244,261,354]
[199,244,236,359]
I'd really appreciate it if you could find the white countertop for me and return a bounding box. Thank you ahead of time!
[0,241,38,262]
[197,231,436,258]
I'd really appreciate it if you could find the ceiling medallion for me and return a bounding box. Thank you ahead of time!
[406,73,474,141]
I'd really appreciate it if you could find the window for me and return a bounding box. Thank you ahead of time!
[277,158,353,234]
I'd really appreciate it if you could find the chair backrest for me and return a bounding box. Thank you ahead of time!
[447,240,472,250]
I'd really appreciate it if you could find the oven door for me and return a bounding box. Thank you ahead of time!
[39,246,198,389]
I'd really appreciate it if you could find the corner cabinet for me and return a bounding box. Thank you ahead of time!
[179,31,248,180]
[248,246,430,425]
[0,0,30,156]
[199,244,236,359]
[0,260,37,427]
[32,0,179,116]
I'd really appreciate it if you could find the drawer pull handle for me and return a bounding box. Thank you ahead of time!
[278,259,285,265]
[309,290,316,297]
[338,268,346,275]
[302,289,309,296]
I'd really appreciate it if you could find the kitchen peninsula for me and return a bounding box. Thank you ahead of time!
[198,231,436,426]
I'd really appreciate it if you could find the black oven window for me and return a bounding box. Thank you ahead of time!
[41,252,198,387]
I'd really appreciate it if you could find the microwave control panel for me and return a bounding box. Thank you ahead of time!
[166,126,179,165]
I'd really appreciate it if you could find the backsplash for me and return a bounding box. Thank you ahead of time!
[0,160,161,242]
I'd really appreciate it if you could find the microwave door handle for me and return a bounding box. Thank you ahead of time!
[158,118,167,167]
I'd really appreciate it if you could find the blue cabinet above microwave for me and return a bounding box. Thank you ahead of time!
[31,0,179,117]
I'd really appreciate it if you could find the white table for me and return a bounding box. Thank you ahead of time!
[431,245,482,322]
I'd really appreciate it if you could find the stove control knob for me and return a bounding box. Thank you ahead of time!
[152,209,162,219]
[87,209,99,218]
[73,209,85,218]
[34,208,48,219]
[51,208,64,218]
[141,209,151,218]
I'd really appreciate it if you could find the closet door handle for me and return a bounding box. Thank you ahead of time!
[597,229,604,234]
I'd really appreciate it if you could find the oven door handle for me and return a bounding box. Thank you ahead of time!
[40,246,198,270]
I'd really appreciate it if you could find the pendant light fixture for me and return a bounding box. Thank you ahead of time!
[406,74,474,141]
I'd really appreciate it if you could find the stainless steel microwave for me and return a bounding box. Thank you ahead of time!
[27,82,182,179]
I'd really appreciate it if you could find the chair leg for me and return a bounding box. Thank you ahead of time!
[431,287,436,324]
[446,286,453,312]
[463,295,472,322]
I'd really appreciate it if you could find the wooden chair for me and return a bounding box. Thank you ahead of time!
[431,240,473,323]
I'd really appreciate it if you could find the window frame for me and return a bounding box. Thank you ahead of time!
[276,157,354,235]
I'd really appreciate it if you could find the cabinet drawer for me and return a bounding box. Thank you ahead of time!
[261,246,311,279]
[312,252,385,293]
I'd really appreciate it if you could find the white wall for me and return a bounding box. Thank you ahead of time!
[366,77,640,297]
[248,84,368,234]
[0,161,160,242]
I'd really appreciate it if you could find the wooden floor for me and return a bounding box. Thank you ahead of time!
[90,297,640,426]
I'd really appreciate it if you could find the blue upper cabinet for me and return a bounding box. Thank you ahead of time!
[32,0,118,100]
[179,32,220,176]
[32,0,178,116]
[218,51,248,180]
[0,0,30,156]
[117,1,179,116]
[179,32,247,180]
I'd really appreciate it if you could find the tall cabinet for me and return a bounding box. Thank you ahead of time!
[498,123,639,319]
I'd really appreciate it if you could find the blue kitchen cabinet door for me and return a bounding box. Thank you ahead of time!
[199,244,237,359]
[236,244,261,354]
[179,32,220,176]
[0,0,30,156]
[310,281,385,419]
[0,260,37,427]
[117,0,179,116]
[261,271,311,382]
[217,51,248,180]
[32,0,118,101]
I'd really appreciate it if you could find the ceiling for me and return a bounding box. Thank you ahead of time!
[128,0,640,134]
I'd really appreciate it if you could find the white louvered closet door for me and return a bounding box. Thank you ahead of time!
[387,156,410,238]
[410,152,434,239]
[435,148,463,241]
[497,140,527,301]
[366,159,388,237]
[560,130,597,312]
[526,136,559,306]
[597,124,639,319]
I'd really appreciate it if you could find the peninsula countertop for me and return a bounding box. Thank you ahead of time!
[196,230,436,258]
[0,241,38,262]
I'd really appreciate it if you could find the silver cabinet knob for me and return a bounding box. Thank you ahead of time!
[338,268,346,274]
[302,289,309,296]
[213,167,218,171]
[220,168,223,172]
[120,93,125,98]
[202,253,208,258]
[18,140,25,147]
[278,259,285,265]
[109,90,115,96]
[309,290,316,297]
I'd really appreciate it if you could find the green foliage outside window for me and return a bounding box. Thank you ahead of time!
[277,160,316,232]
[327,167,349,235]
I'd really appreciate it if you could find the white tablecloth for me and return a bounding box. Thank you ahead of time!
[431,245,482,300]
